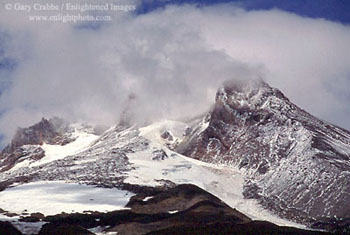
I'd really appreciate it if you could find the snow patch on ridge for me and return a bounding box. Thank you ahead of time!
[13,125,100,169]
[34,127,99,166]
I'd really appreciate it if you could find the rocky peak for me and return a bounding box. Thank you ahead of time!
[214,79,295,126]
[217,79,286,108]
[2,117,72,154]
[0,117,76,173]
[176,79,350,224]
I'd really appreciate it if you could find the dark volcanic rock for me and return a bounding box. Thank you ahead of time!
[148,221,323,235]
[161,131,174,141]
[151,149,168,161]
[0,221,22,235]
[176,79,350,225]
[311,217,350,234]
[39,223,94,235]
[126,184,251,219]
[37,184,321,235]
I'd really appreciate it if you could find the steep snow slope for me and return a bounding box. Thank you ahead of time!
[32,126,99,166]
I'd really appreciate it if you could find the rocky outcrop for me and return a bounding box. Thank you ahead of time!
[0,121,132,188]
[176,79,350,224]
[0,145,45,172]
[0,221,22,235]
[3,117,73,153]
[39,223,94,235]
[0,117,76,172]
[37,184,322,235]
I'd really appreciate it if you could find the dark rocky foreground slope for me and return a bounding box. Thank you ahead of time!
[0,221,22,235]
[6,184,323,235]
[176,79,350,227]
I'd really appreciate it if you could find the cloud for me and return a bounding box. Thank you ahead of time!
[193,6,350,129]
[0,3,349,145]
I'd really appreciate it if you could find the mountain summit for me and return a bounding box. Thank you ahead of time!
[177,79,350,225]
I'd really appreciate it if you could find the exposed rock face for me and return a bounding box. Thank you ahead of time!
[0,124,132,189]
[151,149,169,161]
[0,145,45,172]
[0,117,75,172]
[3,117,73,153]
[176,79,350,224]
[161,131,174,141]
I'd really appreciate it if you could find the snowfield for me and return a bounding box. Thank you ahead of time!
[0,181,134,216]
[0,119,307,231]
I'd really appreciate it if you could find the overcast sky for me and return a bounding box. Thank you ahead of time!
[0,0,350,145]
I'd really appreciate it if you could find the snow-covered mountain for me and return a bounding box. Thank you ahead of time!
[177,79,350,226]
[0,80,349,234]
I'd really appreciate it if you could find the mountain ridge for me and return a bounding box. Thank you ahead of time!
[176,79,350,225]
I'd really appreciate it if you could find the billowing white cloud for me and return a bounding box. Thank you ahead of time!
[0,3,349,145]
[193,6,350,129]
